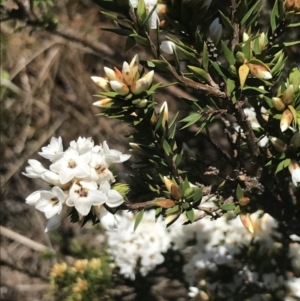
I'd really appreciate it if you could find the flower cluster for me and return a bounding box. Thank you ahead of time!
[105,210,300,299]
[23,137,130,232]
[91,54,154,108]
[106,210,171,280]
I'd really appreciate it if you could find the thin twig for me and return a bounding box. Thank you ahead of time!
[0,226,55,253]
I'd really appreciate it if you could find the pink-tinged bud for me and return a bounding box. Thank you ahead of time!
[240,212,254,234]
[156,4,167,16]
[93,98,112,107]
[163,176,176,192]
[160,101,169,128]
[131,78,148,94]
[248,63,272,80]
[154,199,176,208]
[280,109,293,132]
[272,97,286,111]
[122,62,133,86]
[289,160,300,186]
[239,197,250,206]
[91,76,111,91]
[129,54,139,81]
[285,0,295,10]
[109,80,129,96]
[114,67,123,82]
[143,70,154,88]
[282,84,295,105]
[104,67,118,81]
[270,137,287,152]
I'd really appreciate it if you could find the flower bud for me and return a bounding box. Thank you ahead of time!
[248,63,272,80]
[290,132,300,148]
[104,67,118,81]
[160,101,169,128]
[280,109,293,132]
[235,51,245,64]
[93,98,113,107]
[285,0,295,10]
[109,81,129,96]
[270,137,287,152]
[243,32,250,42]
[143,70,154,88]
[154,199,176,208]
[91,76,111,91]
[239,197,250,206]
[129,54,139,80]
[135,99,148,108]
[131,78,148,94]
[160,41,177,54]
[282,84,295,105]
[163,176,182,199]
[240,212,254,234]
[289,160,300,186]
[272,97,286,111]
[122,62,133,86]
[259,33,266,50]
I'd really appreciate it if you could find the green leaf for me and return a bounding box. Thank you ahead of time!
[186,209,195,222]
[193,188,203,203]
[210,61,228,78]
[270,0,279,32]
[221,40,235,65]
[275,158,291,174]
[180,113,201,129]
[163,139,172,155]
[134,209,144,231]
[166,205,180,215]
[202,42,209,71]
[283,41,300,47]
[219,10,234,32]
[242,86,268,96]
[241,1,261,25]
[155,207,162,222]
[288,22,300,27]
[220,203,236,211]
[226,78,236,95]
[141,4,157,27]
[137,0,147,25]
[125,36,136,52]
[187,66,210,82]
[236,184,244,201]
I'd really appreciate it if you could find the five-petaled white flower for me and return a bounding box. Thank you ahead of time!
[38,137,64,162]
[50,148,91,184]
[35,186,66,219]
[67,181,107,216]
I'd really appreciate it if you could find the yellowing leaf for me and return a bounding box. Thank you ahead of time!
[239,64,250,88]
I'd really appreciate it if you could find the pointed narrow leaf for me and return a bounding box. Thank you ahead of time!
[236,184,244,200]
[186,209,195,222]
[134,209,144,231]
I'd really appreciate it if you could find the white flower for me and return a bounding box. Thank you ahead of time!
[288,160,300,186]
[96,207,119,230]
[188,286,199,298]
[22,159,48,178]
[67,181,107,216]
[45,205,72,232]
[102,141,131,165]
[38,137,63,162]
[25,190,42,206]
[99,181,124,208]
[130,0,159,29]
[35,186,66,219]
[160,41,177,54]
[244,107,261,128]
[257,135,269,148]
[70,137,94,154]
[50,148,91,184]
